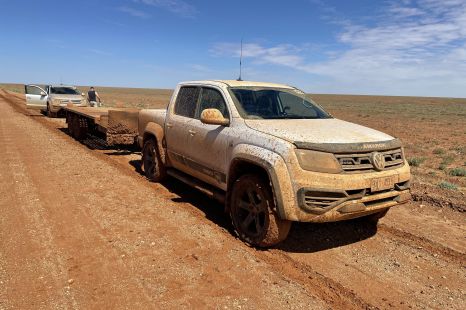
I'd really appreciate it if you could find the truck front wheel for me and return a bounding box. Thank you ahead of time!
[142,139,166,182]
[230,174,291,247]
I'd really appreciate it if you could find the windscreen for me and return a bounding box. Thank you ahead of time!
[50,87,80,95]
[229,87,332,120]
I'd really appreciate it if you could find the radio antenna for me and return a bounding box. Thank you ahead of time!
[237,38,243,81]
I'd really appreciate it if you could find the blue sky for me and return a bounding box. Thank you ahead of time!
[1,0,465,97]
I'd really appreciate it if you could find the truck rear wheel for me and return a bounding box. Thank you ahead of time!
[142,139,166,182]
[230,174,291,247]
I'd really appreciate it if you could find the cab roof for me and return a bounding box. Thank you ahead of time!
[180,80,295,89]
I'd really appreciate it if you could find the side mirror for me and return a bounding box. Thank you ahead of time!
[200,108,229,126]
[82,92,85,96]
[40,91,47,96]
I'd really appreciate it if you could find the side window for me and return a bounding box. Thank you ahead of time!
[198,88,229,118]
[174,86,200,118]
[25,85,44,95]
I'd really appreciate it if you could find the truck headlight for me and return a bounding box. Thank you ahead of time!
[295,149,342,173]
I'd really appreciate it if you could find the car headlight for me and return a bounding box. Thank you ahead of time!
[295,149,342,173]
[52,98,61,105]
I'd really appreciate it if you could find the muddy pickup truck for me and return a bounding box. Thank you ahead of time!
[138,80,411,247]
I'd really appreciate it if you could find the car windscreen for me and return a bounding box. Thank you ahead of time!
[50,87,80,95]
[228,87,332,120]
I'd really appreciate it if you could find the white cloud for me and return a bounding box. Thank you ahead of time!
[134,0,197,17]
[388,6,424,18]
[211,0,466,97]
[118,6,150,19]
[210,43,305,68]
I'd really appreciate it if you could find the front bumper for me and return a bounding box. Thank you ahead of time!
[297,186,411,222]
[280,161,411,222]
[51,102,87,113]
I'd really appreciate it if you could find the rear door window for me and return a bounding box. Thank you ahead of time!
[174,86,200,118]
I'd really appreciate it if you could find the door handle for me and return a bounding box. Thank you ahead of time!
[188,129,196,135]
[166,123,173,128]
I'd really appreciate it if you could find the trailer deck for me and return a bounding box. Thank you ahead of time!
[63,106,140,145]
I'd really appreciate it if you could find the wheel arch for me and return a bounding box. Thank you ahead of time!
[142,122,166,164]
[228,145,295,220]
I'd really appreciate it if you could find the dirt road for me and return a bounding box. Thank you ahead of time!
[0,90,465,309]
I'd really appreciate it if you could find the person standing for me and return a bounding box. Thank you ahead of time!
[87,87,102,107]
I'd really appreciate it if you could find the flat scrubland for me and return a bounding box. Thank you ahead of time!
[1,84,465,309]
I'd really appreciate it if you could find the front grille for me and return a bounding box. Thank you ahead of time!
[60,99,83,104]
[298,180,409,214]
[336,148,404,173]
[303,190,347,209]
[299,188,366,214]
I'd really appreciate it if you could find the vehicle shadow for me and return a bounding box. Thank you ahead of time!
[104,150,140,156]
[277,220,378,253]
[128,158,378,253]
[129,159,235,235]
[58,129,141,154]
[58,128,110,150]
[129,159,144,175]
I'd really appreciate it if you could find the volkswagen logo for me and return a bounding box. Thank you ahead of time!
[370,152,386,171]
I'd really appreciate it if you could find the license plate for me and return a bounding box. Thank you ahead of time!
[371,176,395,192]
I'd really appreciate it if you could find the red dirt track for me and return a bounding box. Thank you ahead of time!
[0,90,464,309]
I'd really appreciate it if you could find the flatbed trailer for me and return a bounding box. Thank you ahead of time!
[63,106,140,146]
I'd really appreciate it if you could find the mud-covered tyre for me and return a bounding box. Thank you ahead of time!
[230,174,291,247]
[142,139,166,182]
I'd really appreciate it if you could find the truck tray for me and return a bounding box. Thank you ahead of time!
[63,106,140,145]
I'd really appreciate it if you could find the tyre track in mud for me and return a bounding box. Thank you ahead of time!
[2,90,465,309]
[256,249,376,309]
[261,220,465,308]
[378,224,465,266]
[279,219,464,309]
[273,218,465,308]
